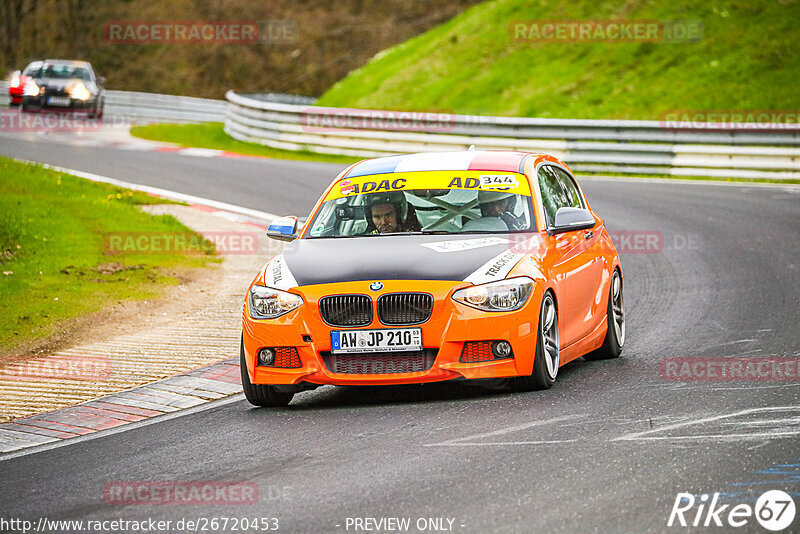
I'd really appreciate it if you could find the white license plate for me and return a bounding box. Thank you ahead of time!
[331,328,422,354]
[47,96,70,106]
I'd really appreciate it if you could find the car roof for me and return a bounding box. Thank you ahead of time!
[342,150,541,179]
[41,59,92,67]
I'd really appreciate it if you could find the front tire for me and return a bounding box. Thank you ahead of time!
[240,339,294,407]
[584,269,625,360]
[514,291,559,391]
[91,101,104,120]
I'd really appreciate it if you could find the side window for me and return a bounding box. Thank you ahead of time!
[552,167,583,209]
[537,166,569,227]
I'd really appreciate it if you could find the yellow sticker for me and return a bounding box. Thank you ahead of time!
[326,171,531,201]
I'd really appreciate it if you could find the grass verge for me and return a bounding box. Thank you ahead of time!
[0,157,218,356]
[130,122,360,165]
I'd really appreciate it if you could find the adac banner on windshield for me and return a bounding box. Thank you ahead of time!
[325,171,532,202]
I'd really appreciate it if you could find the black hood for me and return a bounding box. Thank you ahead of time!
[282,234,513,286]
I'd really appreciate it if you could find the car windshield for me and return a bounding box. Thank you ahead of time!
[22,63,42,75]
[307,183,535,238]
[31,64,92,81]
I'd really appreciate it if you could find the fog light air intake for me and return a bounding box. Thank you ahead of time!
[460,341,514,363]
[258,347,302,368]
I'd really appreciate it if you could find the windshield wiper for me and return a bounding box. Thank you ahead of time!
[312,230,458,238]
[409,230,451,235]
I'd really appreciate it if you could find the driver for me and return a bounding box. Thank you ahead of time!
[478,190,526,230]
[365,192,421,234]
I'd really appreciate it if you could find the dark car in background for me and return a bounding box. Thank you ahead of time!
[21,60,105,118]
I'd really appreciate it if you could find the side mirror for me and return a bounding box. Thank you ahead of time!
[550,207,596,235]
[98,76,106,86]
[267,216,299,242]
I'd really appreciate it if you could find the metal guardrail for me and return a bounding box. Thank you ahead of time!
[3,86,313,124]
[239,93,316,106]
[2,83,225,123]
[104,90,226,123]
[0,80,8,107]
[224,90,800,180]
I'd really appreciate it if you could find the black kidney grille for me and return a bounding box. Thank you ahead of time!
[319,295,372,327]
[378,293,433,325]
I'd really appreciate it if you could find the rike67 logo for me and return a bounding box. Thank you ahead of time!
[668,490,796,531]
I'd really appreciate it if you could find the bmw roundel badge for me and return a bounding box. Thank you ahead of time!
[369,281,384,291]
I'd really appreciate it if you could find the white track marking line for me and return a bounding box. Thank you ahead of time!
[614,406,800,442]
[424,414,584,447]
[11,158,279,222]
[723,417,800,426]
[619,431,800,442]
[664,384,800,392]
[427,440,577,447]
[176,148,226,157]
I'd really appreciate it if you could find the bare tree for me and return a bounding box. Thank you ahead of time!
[0,0,38,69]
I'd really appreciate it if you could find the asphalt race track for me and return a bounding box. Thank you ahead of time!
[1,132,799,533]
[0,134,340,215]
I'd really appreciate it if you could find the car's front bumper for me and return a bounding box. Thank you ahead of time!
[22,95,98,112]
[242,279,542,387]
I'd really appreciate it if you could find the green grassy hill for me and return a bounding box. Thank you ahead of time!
[317,0,800,119]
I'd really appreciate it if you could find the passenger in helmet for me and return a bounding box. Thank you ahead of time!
[365,191,421,234]
[477,190,526,231]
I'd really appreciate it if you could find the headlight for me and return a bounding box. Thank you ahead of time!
[10,74,20,88]
[68,82,92,101]
[23,81,39,96]
[452,276,534,312]
[248,285,303,319]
